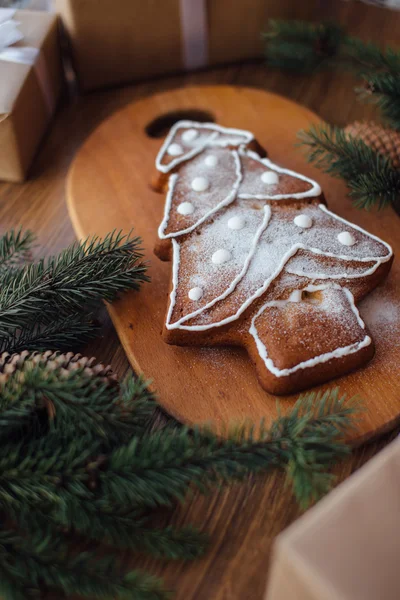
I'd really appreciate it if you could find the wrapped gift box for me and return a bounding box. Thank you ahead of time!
[54,0,319,91]
[0,9,63,182]
[266,437,400,600]
[55,0,400,92]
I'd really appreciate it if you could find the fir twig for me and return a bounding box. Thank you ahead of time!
[298,123,400,209]
[264,19,400,76]
[0,528,169,600]
[264,20,400,130]
[264,20,344,73]
[0,359,359,599]
[357,72,400,131]
[0,314,99,355]
[0,229,34,274]
[0,364,155,444]
[0,230,149,338]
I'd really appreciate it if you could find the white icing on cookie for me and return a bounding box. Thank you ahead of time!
[166,205,271,329]
[249,284,370,377]
[191,177,209,192]
[182,129,198,143]
[157,122,393,381]
[212,249,231,264]
[173,204,392,331]
[238,149,322,200]
[158,149,242,240]
[156,121,254,174]
[167,143,183,156]
[204,155,218,167]
[261,171,279,185]
[294,214,312,229]
[228,216,245,230]
[177,202,194,215]
[338,231,356,246]
[188,286,203,301]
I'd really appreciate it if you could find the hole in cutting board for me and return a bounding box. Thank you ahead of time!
[145,109,215,138]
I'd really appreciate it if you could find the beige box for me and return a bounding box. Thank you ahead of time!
[266,438,400,600]
[54,0,320,92]
[0,9,63,182]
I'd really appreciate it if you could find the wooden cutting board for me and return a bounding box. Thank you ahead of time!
[67,85,400,444]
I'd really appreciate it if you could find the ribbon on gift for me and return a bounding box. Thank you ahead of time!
[0,8,55,114]
[179,0,208,70]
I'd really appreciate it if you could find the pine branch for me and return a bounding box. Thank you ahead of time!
[0,229,35,275]
[264,20,400,130]
[0,366,155,445]
[0,359,359,599]
[357,72,400,131]
[0,373,357,515]
[298,123,400,209]
[0,230,149,336]
[0,314,100,355]
[264,20,344,73]
[264,19,400,75]
[0,528,169,600]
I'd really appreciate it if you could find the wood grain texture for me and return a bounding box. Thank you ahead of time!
[1,4,400,593]
[67,85,400,444]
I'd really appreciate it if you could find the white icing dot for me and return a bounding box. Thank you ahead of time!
[294,214,313,229]
[167,143,183,156]
[188,286,203,301]
[337,231,356,246]
[212,249,231,265]
[289,290,303,302]
[204,155,219,167]
[182,128,198,143]
[261,171,279,185]
[228,216,245,230]
[191,177,210,192]
[177,202,194,216]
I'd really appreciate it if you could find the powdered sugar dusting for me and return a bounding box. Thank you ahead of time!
[186,203,391,329]
[168,201,270,326]
[360,281,400,348]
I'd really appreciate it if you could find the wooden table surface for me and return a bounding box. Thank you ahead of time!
[1,25,400,599]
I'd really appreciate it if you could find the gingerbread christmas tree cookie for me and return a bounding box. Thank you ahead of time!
[153,121,394,394]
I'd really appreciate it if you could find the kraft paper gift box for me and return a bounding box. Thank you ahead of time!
[55,0,400,92]
[54,0,320,92]
[265,437,400,600]
[0,9,63,182]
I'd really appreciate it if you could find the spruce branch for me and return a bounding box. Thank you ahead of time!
[264,20,400,130]
[0,229,35,274]
[0,230,149,337]
[264,20,344,73]
[0,359,359,599]
[264,19,400,75]
[357,72,400,131]
[0,314,100,355]
[0,363,154,445]
[298,123,400,209]
[0,528,169,600]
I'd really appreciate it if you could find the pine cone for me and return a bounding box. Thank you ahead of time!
[0,351,117,385]
[344,121,400,169]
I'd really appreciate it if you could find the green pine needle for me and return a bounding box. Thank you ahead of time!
[0,229,35,274]
[0,230,149,337]
[357,72,400,131]
[298,123,400,209]
[0,528,169,600]
[0,314,100,355]
[264,20,345,73]
[264,20,400,132]
[0,363,155,445]
[0,356,359,600]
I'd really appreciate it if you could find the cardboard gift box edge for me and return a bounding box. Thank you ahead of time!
[265,437,400,600]
[0,10,63,182]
